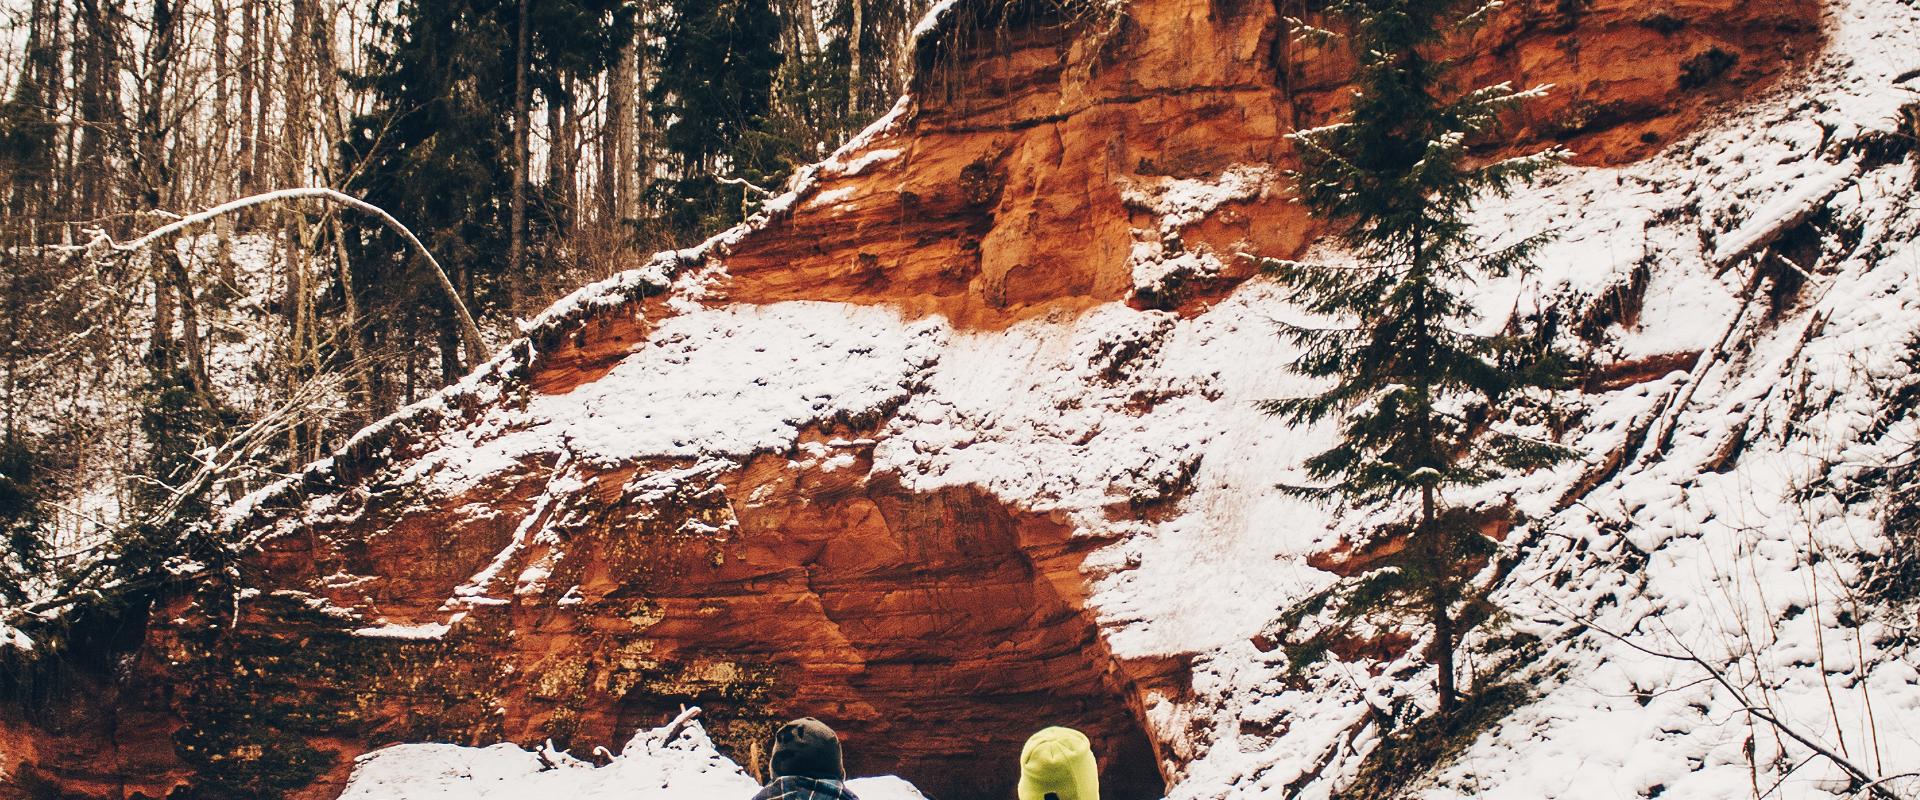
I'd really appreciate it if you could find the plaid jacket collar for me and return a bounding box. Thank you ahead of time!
[749,776,860,800]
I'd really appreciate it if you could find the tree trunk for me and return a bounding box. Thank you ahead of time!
[328,215,373,416]
[607,35,638,230]
[283,0,313,426]
[211,0,237,287]
[509,0,531,287]
[283,218,306,372]
[8,0,51,221]
[1422,483,1457,717]
[239,0,257,194]
[559,81,579,218]
[403,325,418,405]
[283,218,309,467]
[134,0,196,390]
[75,0,127,226]
[212,0,230,192]
[252,3,275,195]
[437,324,462,384]
[162,247,207,392]
[796,0,822,57]
[51,0,74,224]
[847,0,863,119]
[596,76,615,238]
[633,12,652,223]
[546,101,565,216]
[149,258,173,370]
[286,0,312,187]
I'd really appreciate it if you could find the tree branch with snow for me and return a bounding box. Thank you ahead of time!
[71,187,492,364]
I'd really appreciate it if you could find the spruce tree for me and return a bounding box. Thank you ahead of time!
[343,0,515,388]
[1266,0,1574,715]
[342,0,631,392]
[647,0,788,241]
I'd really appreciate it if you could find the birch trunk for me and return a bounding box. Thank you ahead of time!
[847,0,863,117]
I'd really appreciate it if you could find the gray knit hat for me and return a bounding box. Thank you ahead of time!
[769,717,845,781]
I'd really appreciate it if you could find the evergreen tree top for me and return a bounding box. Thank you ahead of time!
[1264,0,1576,507]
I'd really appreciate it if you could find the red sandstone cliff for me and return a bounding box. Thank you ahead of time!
[0,0,1825,797]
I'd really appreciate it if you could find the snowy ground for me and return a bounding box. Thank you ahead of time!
[342,714,926,800]
[321,0,1920,796]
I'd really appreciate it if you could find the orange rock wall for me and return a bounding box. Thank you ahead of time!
[717,0,1816,326]
[237,443,1173,799]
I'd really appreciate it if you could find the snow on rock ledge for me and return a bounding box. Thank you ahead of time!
[404,302,948,499]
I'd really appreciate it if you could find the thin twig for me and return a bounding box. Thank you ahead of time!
[716,175,774,197]
[1558,603,1903,799]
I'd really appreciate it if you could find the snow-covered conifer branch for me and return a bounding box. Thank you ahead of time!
[1286,17,1344,46]
[1455,0,1506,31]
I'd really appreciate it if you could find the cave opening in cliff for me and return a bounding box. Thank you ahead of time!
[598,472,1176,800]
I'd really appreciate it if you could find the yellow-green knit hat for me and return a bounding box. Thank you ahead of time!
[1017,726,1100,800]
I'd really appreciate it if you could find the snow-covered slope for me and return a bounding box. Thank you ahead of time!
[323,0,1920,796]
[1164,0,1920,795]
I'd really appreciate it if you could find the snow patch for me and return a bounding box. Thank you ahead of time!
[828,148,903,178]
[403,303,947,500]
[807,185,860,210]
[1118,166,1273,300]
[340,714,932,800]
[1119,165,1273,230]
[351,621,453,641]
[911,0,961,43]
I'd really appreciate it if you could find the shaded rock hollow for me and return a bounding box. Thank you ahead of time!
[0,0,1822,797]
[236,442,1172,800]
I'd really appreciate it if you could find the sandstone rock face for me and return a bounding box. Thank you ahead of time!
[719,0,1817,329]
[238,445,1172,800]
[0,0,1820,797]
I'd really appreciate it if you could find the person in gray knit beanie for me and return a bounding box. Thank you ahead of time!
[750,718,859,800]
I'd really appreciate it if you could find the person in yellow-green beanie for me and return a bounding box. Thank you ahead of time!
[1017,726,1100,800]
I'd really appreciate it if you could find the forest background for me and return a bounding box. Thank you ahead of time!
[0,0,930,633]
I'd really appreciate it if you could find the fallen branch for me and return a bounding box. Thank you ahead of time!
[1637,255,1770,464]
[658,705,704,749]
[717,175,775,198]
[78,187,490,364]
[1712,157,1858,272]
[1709,157,1860,272]
[1701,309,1829,473]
